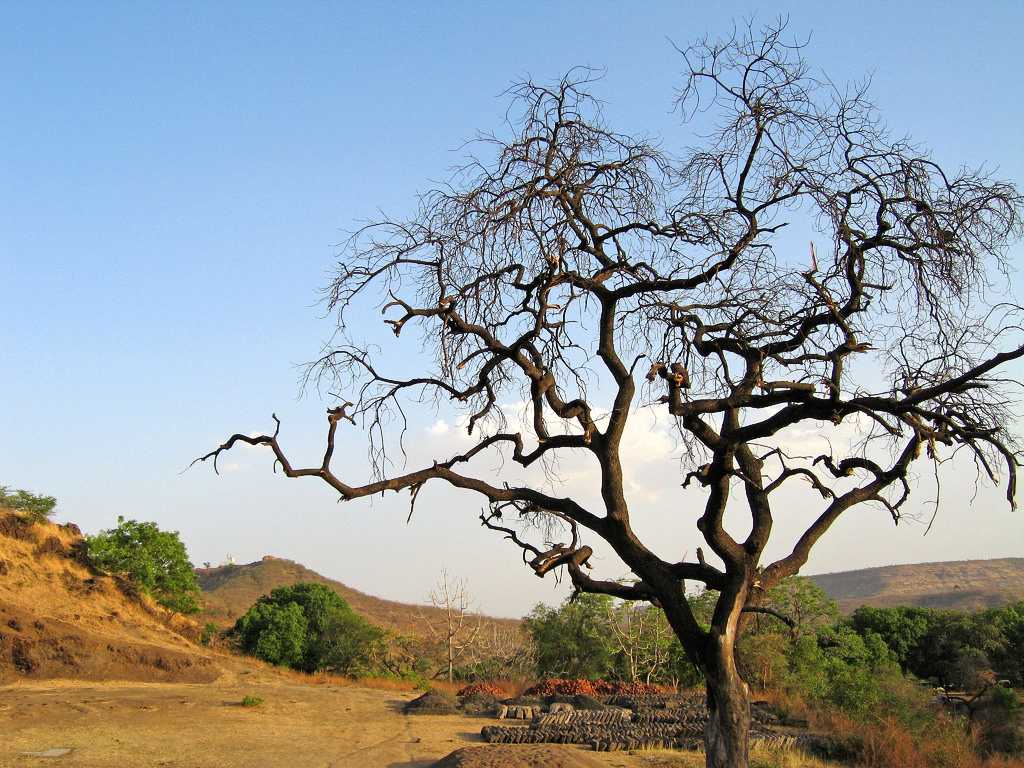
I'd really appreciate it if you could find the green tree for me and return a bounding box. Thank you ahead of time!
[526,593,701,685]
[786,624,898,717]
[736,632,790,691]
[85,516,200,614]
[0,485,57,523]
[239,600,307,667]
[849,606,932,671]
[525,593,616,679]
[232,583,384,675]
[991,601,1024,686]
[757,577,838,638]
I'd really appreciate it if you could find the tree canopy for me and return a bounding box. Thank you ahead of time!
[197,20,1024,766]
[232,583,384,675]
[0,485,56,524]
[86,516,200,614]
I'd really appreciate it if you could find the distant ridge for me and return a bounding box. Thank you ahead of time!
[807,557,1024,613]
[196,557,518,635]
[196,555,1024,627]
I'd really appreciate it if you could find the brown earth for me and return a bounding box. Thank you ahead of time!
[0,671,713,768]
[433,745,608,768]
[808,557,1024,613]
[0,509,218,684]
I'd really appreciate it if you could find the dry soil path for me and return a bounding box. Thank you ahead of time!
[0,676,697,768]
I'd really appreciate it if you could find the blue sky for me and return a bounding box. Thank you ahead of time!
[3,2,1023,616]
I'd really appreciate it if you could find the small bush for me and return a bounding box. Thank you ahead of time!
[200,622,219,646]
[0,486,57,524]
[240,695,263,707]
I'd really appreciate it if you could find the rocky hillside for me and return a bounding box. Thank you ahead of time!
[196,556,519,636]
[809,558,1024,613]
[0,508,218,683]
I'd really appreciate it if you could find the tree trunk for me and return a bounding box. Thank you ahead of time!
[656,574,752,766]
[704,662,750,768]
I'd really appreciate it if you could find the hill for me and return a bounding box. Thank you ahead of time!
[0,508,218,683]
[808,557,1024,613]
[198,555,1024,629]
[196,556,519,637]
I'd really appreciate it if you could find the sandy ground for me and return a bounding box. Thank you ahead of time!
[0,670,700,768]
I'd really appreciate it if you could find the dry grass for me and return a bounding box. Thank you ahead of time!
[749,741,833,768]
[0,510,216,683]
[632,743,834,768]
[812,707,1024,768]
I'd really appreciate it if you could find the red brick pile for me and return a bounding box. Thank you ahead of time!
[456,682,508,698]
[523,679,670,697]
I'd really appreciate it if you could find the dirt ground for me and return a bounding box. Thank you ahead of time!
[0,513,701,768]
[0,668,702,768]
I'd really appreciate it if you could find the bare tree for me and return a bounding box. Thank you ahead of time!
[418,570,482,682]
[195,21,1024,767]
[475,621,534,681]
[605,601,674,684]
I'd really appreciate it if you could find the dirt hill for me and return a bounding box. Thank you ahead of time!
[0,508,218,683]
[196,556,519,637]
[808,558,1024,613]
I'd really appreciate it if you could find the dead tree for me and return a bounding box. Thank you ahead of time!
[195,21,1024,767]
[418,570,482,682]
[605,601,674,684]
[476,621,534,681]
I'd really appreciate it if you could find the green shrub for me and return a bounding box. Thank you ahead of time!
[200,622,220,646]
[0,485,57,524]
[782,624,901,719]
[240,695,263,707]
[737,632,790,691]
[232,582,384,675]
[85,517,200,614]
[525,593,617,679]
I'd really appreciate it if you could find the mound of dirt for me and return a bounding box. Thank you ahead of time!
[0,509,219,683]
[433,745,606,768]
[459,692,500,716]
[405,688,458,715]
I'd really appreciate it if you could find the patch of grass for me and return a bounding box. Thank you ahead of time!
[240,695,263,708]
[749,741,834,768]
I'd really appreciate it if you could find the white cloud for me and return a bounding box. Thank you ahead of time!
[428,419,451,435]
